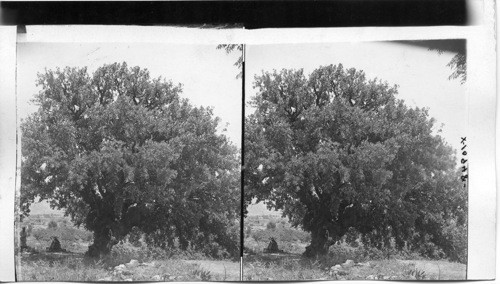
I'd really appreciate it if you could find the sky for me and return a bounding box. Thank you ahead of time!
[246,41,467,215]
[246,41,467,153]
[17,43,242,146]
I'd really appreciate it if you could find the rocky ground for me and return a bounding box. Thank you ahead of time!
[104,259,240,281]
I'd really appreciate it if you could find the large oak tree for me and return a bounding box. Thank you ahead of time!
[245,64,467,259]
[21,62,240,258]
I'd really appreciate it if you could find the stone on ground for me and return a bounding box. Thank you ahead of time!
[125,259,139,268]
[141,261,156,267]
[114,264,126,271]
[330,264,342,271]
[343,259,355,267]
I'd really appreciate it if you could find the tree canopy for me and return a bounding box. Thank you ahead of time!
[245,64,467,260]
[21,62,240,258]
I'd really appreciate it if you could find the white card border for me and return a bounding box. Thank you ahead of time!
[3,0,496,280]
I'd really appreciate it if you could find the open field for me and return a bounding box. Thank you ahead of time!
[244,215,466,281]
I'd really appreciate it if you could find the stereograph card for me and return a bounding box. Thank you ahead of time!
[0,0,497,282]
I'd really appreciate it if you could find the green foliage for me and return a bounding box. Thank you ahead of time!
[344,227,359,247]
[192,268,213,281]
[47,220,58,229]
[245,64,467,258]
[21,62,240,258]
[103,243,142,267]
[31,229,46,241]
[266,221,276,230]
[429,45,466,85]
[441,219,467,263]
[447,53,466,84]
[357,246,388,261]
[216,44,243,78]
[26,224,34,235]
[245,225,252,237]
[127,226,142,247]
[405,267,427,280]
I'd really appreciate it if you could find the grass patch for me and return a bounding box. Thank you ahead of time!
[243,255,466,281]
[18,256,109,282]
[18,252,240,281]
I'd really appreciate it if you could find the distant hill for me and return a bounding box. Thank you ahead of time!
[29,200,64,216]
[247,201,282,217]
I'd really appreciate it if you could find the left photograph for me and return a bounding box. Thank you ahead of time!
[15,42,242,281]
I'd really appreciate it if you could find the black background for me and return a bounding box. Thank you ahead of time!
[2,1,467,28]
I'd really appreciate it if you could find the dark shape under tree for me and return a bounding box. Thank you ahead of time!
[20,227,28,250]
[47,236,65,252]
[21,62,240,258]
[263,237,282,253]
[245,64,467,260]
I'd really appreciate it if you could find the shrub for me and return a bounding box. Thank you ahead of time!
[321,244,362,266]
[345,227,360,247]
[192,268,212,281]
[193,233,231,259]
[25,224,34,236]
[359,246,387,260]
[245,226,252,237]
[32,229,51,241]
[405,267,427,280]
[47,220,58,229]
[266,221,276,230]
[127,227,143,247]
[442,220,467,263]
[102,242,144,267]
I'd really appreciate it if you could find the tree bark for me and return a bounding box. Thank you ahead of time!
[303,229,330,258]
[85,226,116,258]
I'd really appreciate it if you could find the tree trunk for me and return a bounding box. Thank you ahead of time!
[303,229,329,258]
[85,227,114,258]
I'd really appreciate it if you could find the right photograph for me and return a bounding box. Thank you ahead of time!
[243,40,468,281]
